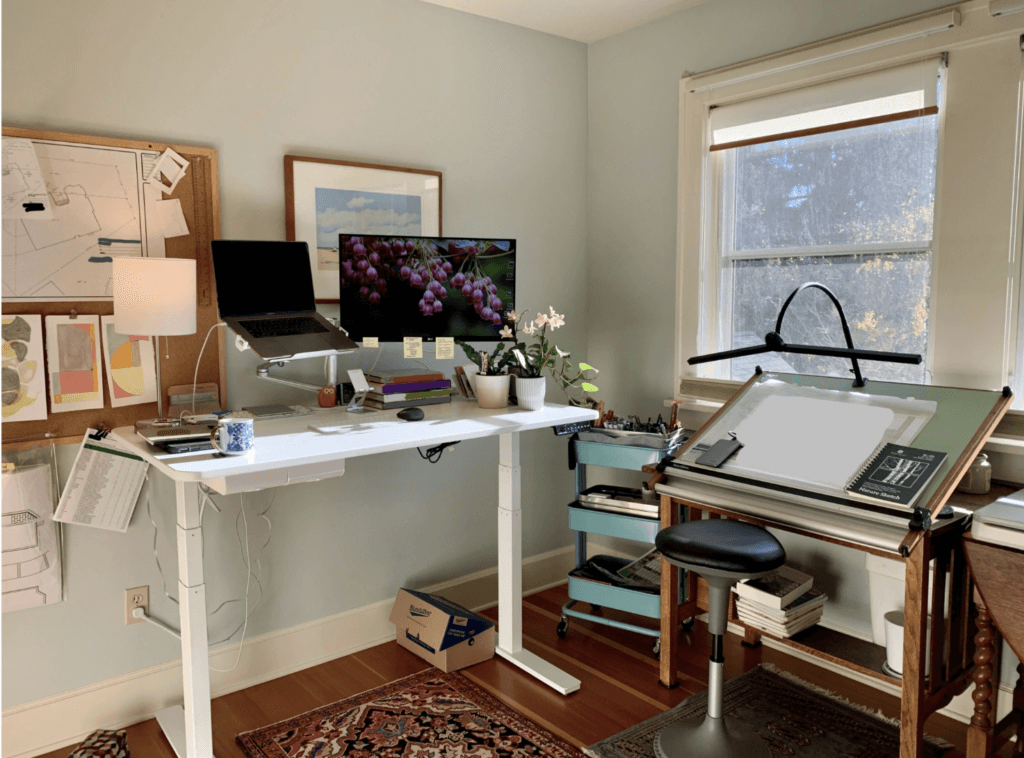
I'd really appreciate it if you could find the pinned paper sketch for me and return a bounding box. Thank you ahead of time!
[45,315,104,413]
[100,315,157,407]
[153,198,189,238]
[2,314,47,422]
[2,140,165,302]
[2,458,63,612]
[145,148,188,197]
[2,138,53,219]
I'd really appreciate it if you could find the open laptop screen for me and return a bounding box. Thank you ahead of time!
[211,240,316,317]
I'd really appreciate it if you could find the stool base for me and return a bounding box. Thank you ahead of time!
[654,714,771,758]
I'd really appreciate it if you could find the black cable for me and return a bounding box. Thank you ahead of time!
[417,440,460,463]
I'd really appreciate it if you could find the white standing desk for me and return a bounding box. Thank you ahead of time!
[113,399,597,758]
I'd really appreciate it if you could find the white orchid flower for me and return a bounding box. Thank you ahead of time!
[548,311,565,329]
[534,313,549,328]
[507,310,520,323]
[499,325,514,339]
[555,346,569,358]
[523,323,537,335]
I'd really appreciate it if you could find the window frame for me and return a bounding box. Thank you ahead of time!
[676,3,1024,399]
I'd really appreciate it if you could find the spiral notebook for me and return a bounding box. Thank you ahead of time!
[844,443,947,509]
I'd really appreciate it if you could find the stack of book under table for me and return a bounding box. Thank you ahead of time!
[364,369,452,411]
[733,565,826,638]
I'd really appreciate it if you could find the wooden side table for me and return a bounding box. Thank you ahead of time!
[962,534,1024,757]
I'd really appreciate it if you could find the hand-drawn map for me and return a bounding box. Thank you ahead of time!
[2,139,165,301]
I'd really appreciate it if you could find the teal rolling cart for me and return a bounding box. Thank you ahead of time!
[558,432,691,655]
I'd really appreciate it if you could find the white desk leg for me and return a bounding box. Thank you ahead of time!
[494,432,581,695]
[156,481,215,758]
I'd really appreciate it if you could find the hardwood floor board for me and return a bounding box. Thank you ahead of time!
[31,583,1019,758]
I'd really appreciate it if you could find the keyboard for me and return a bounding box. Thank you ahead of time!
[239,316,328,338]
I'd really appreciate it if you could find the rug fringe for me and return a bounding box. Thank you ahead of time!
[758,662,955,750]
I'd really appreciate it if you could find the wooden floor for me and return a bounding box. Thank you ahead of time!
[36,584,1017,758]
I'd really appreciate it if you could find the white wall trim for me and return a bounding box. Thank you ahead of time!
[1,546,576,758]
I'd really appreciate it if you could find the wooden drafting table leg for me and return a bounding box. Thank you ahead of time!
[659,494,679,688]
[901,538,931,758]
[154,480,215,758]
[966,593,1000,758]
[494,432,581,695]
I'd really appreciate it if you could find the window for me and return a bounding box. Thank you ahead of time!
[713,111,939,383]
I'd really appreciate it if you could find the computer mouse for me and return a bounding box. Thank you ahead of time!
[397,407,424,422]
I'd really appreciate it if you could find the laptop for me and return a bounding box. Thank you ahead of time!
[210,240,359,360]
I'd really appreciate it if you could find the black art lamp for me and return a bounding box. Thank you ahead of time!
[688,282,922,387]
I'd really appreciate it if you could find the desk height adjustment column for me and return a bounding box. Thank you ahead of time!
[155,480,216,758]
[494,432,582,695]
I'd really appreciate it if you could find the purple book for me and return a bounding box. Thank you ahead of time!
[370,379,451,393]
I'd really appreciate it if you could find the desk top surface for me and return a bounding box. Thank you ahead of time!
[113,399,597,483]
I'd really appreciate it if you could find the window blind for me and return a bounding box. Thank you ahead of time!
[709,58,941,151]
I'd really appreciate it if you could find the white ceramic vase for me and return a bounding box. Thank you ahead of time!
[515,376,546,411]
[475,374,511,409]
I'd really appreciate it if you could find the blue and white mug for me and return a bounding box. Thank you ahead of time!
[210,416,255,455]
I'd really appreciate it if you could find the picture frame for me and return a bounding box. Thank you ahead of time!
[285,156,442,303]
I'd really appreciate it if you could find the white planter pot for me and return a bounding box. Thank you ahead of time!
[475,374,510,409]
[515,376,546,410]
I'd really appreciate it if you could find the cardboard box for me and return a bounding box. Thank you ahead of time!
[390,588,495,672]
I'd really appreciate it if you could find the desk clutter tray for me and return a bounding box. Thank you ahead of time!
[574,428,688,471]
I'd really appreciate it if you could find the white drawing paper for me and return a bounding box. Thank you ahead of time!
[2,462,63,612]
[2,138,53,219]
[145,148,189,197]
[100,315,157,408]
[153,198,189,238]
[2,314,48,422]
[45,315,104,413]
[2,142,165,301]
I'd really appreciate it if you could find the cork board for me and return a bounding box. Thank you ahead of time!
[2,127,225,448]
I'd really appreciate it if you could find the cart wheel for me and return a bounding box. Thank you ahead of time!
[680,617,695,632]
[556,618,569,638]
[652,638,661,656]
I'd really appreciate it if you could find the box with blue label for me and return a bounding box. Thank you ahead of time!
[389,588,495,672]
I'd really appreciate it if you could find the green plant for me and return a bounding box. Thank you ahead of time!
[503,307,599,400]
[455,339,518,376]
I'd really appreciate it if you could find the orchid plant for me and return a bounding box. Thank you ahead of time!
[455,338,518,376]
[501,307,599,399]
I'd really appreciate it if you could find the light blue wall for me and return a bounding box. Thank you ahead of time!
[1,0,588,706]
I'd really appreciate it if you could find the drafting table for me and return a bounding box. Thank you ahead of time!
[648,371,1013,758]
[113,399,597,758]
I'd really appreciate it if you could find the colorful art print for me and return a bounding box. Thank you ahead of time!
[1,314,47,422]
[100,315,156,408]
[45,315,104,413]
[285,156,441,303]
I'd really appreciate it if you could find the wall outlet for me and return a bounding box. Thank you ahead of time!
[125,586,149,625]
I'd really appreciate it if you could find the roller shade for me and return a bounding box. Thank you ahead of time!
[709,58,941,151]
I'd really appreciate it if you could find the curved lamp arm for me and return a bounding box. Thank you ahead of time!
[773,282,865,387]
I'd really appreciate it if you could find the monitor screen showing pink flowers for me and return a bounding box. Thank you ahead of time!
[338,235,516,342]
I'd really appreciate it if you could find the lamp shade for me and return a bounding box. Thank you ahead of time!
[113,258,196,335]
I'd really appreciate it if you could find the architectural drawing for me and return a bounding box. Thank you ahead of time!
[1,460,63,612]
[100,314,157,407]
[1,314,47,422]
[45,314,104,412]
[2,140,166,301]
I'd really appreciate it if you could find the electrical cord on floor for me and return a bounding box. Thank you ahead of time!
[417,441,460,463]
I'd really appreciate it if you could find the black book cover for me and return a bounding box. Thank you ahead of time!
[846,443,947,508]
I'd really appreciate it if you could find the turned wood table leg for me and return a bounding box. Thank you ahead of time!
[966,600,999,758]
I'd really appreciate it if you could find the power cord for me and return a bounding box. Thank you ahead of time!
[417,441,460,463]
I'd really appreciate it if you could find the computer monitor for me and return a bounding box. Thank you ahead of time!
[337,235,516,342]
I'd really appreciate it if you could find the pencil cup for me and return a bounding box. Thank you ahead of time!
[211,417,255,455]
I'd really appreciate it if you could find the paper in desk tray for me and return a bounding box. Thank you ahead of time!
[390,588,494,653]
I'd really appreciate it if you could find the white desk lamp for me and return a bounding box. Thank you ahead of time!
[112,258,197,419]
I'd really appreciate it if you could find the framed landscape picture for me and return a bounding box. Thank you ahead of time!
[285,156,442,302]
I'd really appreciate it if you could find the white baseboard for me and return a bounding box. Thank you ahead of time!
[1,546,576,758]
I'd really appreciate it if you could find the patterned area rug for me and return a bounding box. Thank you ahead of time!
[586,663,951,758]
[236,668,586,757]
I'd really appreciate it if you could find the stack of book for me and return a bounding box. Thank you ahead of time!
[364,369,452,411]
[733,565,826,638]
[971,489,1024,549]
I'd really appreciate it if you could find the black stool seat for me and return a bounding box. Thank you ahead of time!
[656,519,785,575]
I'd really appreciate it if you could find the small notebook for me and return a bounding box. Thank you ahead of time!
[845,443,947,509]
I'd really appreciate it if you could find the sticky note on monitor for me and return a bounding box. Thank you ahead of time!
[362,337,379,348]
[435,337,455,360]
[403,337,423,359]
